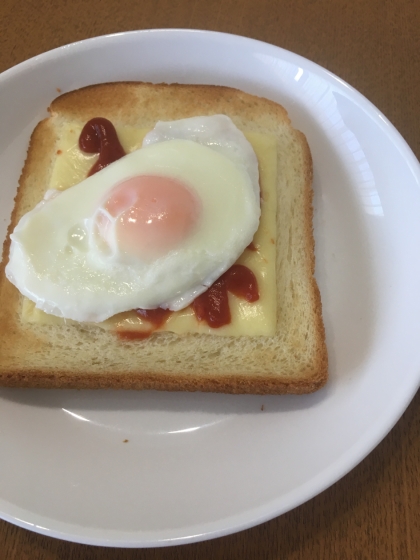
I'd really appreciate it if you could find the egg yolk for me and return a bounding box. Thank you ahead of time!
[96,175,201,261]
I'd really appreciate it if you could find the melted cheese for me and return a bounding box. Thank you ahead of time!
[23,124,277,336]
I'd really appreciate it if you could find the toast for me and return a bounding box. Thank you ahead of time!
[0,83,327,394]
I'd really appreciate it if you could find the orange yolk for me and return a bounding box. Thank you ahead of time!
[97,175,201,261]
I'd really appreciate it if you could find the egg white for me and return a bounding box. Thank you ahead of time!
[7,133,260,323]
[143,114,260,205]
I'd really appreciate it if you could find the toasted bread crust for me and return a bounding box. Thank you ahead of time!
[0,82,328,394]
[49,83,291,128]
[0,370,326,394]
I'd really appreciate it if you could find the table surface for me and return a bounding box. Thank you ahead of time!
[1,0,419,558]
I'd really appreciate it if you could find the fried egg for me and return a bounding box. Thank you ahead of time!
[6,115,260,323]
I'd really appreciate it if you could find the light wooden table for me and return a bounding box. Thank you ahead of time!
[0,0,419,558]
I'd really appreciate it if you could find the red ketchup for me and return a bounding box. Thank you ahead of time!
[192,264,259,328]
[118,265,259,338]
[79,117,126,176]
[135,308,172,327]
[117,309,172,340]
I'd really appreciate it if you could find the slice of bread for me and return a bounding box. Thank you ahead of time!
[0,83,328,394]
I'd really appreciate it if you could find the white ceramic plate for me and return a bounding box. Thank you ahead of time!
[0,29,419,548]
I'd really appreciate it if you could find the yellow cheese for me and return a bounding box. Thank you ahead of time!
[23,124,277,336]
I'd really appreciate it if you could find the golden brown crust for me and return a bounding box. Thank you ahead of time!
[50,82,291,127]
[298,129,329,386]
[0,82,328,394]
[0,370,326,394]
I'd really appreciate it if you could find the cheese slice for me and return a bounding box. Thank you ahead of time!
[23,124,277,336]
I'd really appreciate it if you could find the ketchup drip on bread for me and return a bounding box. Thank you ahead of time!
[192,264,259,328]
[135,308,172,327]
[79,117,126,176]
[79,118,260,337]
[117,308,172,340]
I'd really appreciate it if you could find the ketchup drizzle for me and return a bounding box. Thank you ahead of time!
[135,307,172,328]
[79,117,126,176]
[117,309,172,340]
[193,277,230,329]
[120,265,259,337]
[192,264,259,328]
[225,264,259,302]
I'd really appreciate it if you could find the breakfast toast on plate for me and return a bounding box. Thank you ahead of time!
[0,83,327,393]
